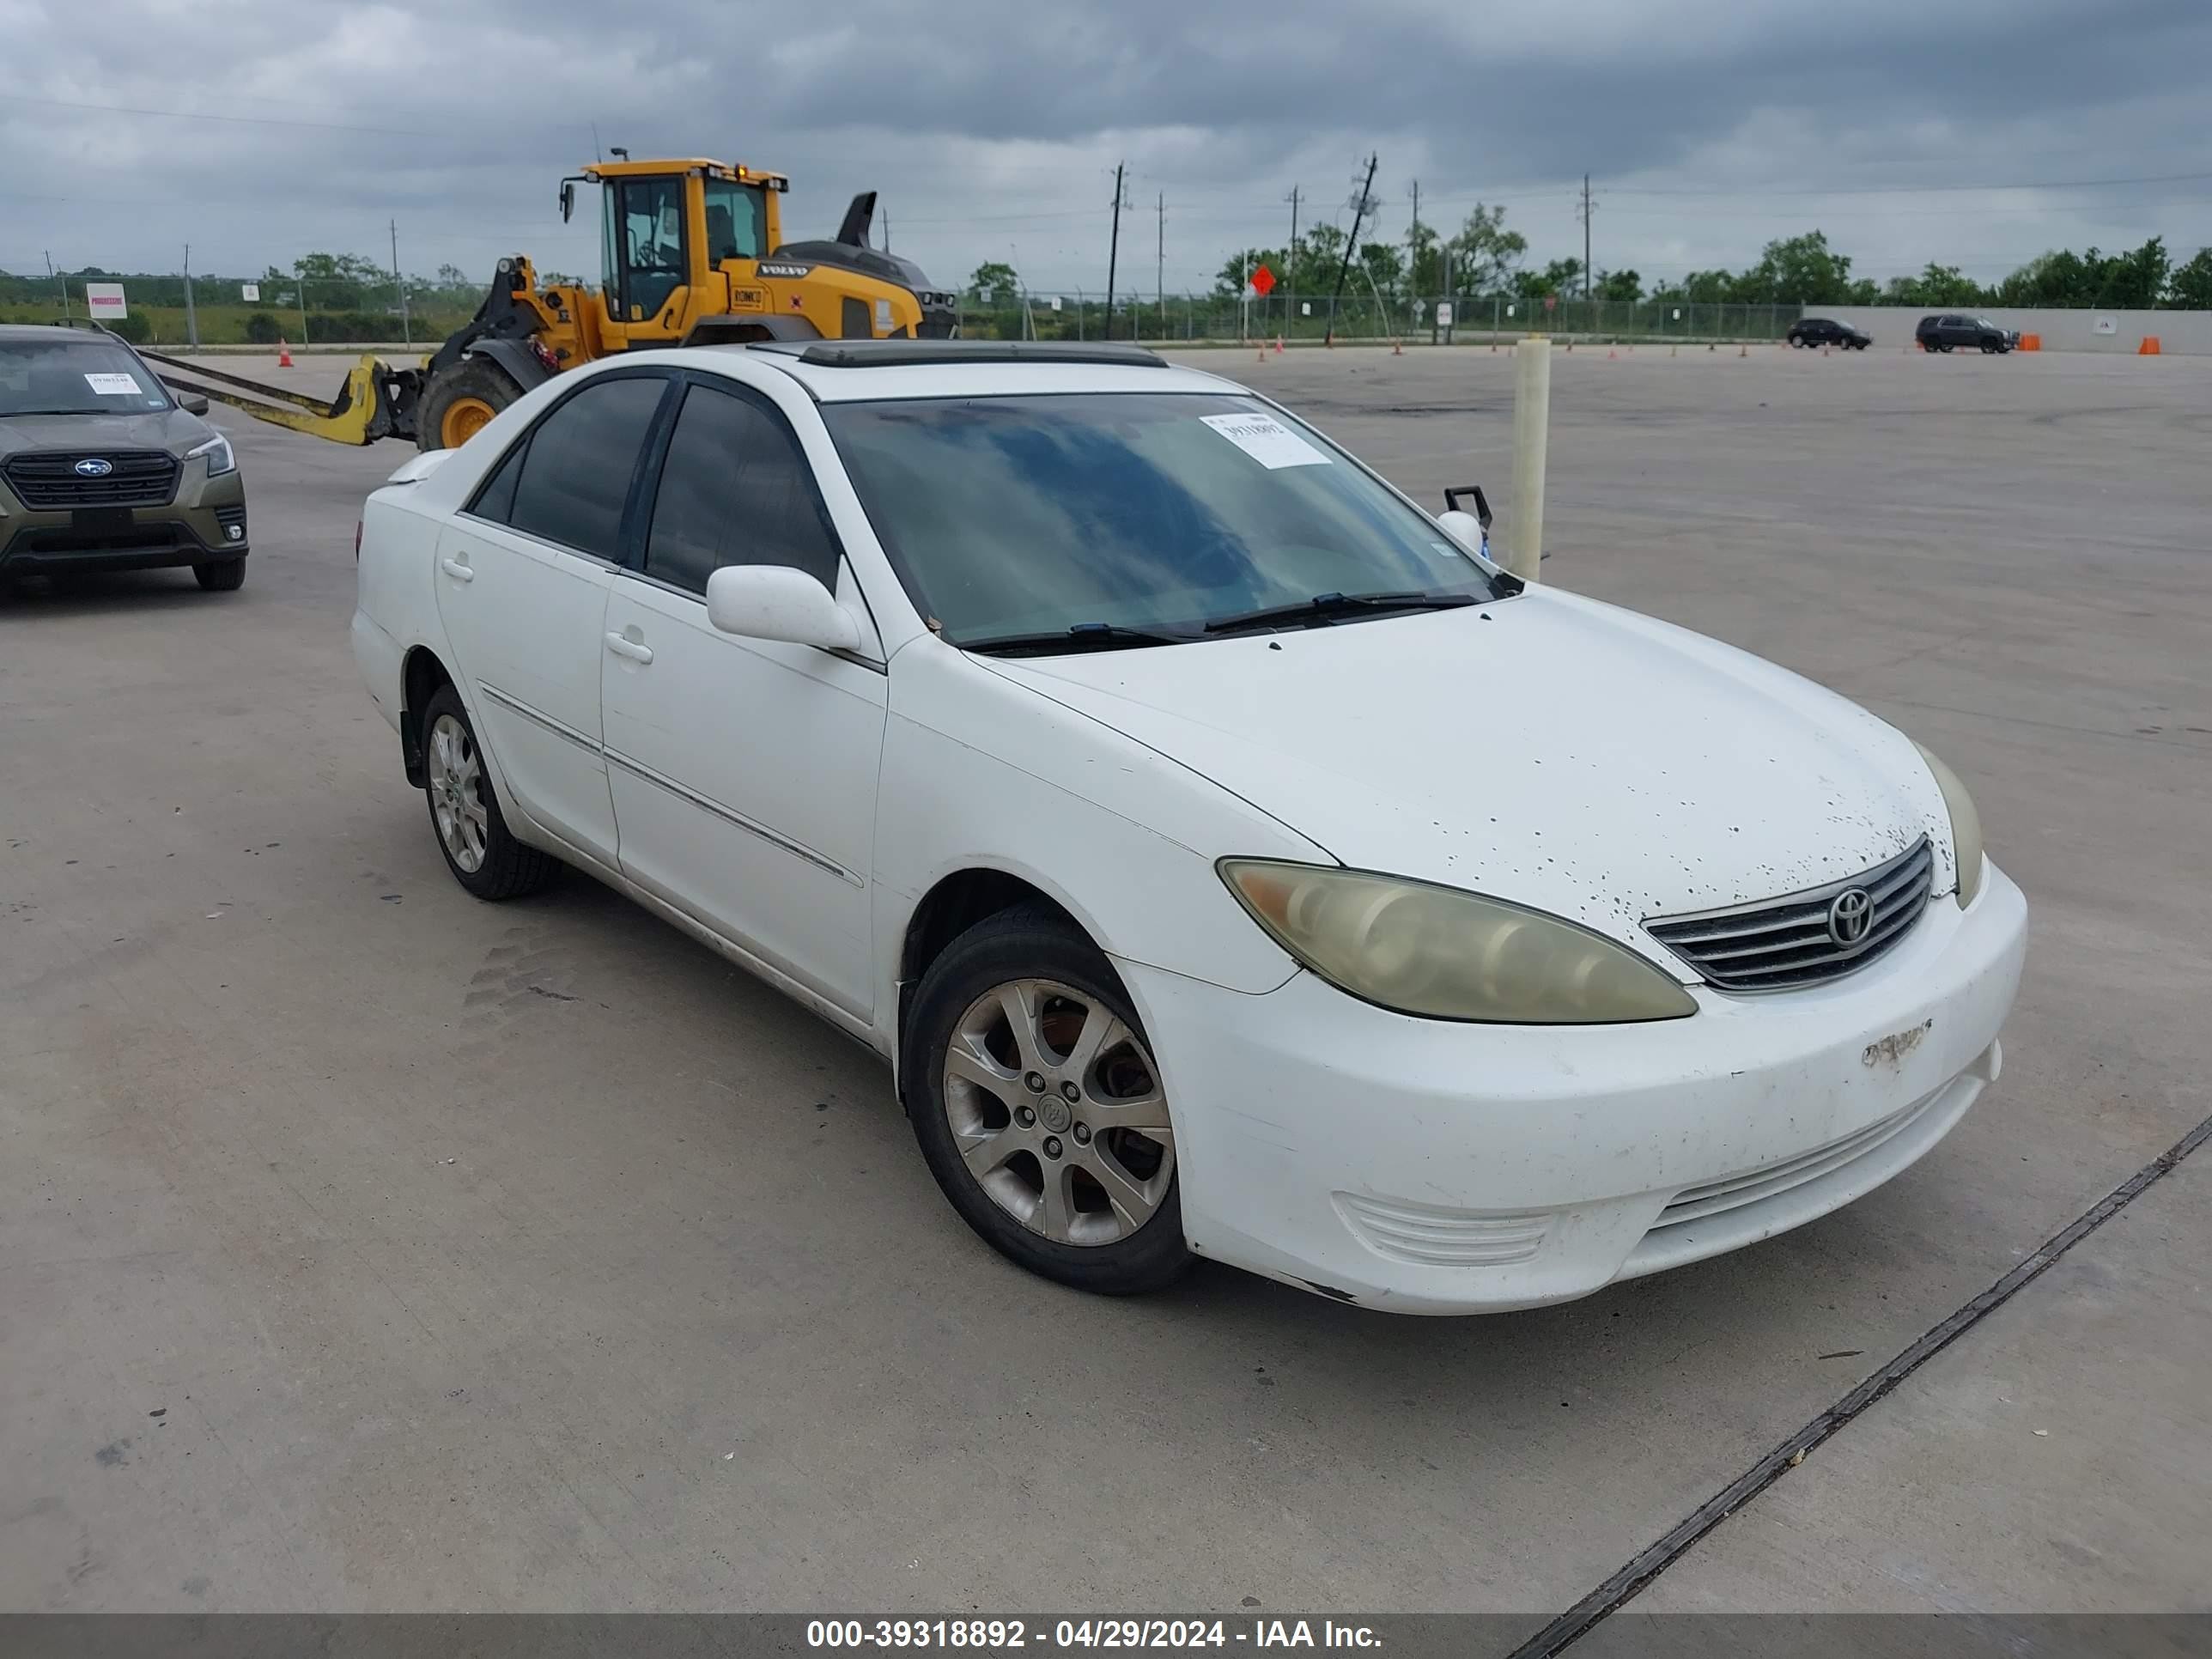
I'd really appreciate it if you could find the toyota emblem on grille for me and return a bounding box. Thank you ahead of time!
[74,458,114,477]
[1827,887,1875,947]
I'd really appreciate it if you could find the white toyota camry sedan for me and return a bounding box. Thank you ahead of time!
[351,338,2027,1314]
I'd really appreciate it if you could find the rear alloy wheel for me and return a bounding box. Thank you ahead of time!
[417,686,558,900]
[906,908,1190,1295]
[193,559,246,592]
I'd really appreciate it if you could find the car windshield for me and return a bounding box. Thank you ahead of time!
[0,337,172,416]
[822,391,1503,646]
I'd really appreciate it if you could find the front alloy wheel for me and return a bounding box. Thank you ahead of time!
[905,908,1191,1295]
[945,977,1176,1247]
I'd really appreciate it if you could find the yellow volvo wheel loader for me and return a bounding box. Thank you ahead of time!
[149,159,958,449]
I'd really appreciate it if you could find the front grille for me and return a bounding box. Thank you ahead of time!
[3,450,180,509]
[1645,837,1934,993]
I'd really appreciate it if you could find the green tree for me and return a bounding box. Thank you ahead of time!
[967,260,1018,303]
[2101,236,2168,307]
[1356,241,1406,298]
[1735,231,1855,304]
[1513,257,1583,300]
[1596,267,1642,302]
[1444,204,1527,294]
[2168,246,2212,308]
[1294,224,1349,296]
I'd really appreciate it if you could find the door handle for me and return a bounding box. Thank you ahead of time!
[439,556,474,584]
[604,632,654,665]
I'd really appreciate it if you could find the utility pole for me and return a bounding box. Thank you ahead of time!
[1578,173,1595,301]
[183,243,199,348]
[296,262,311,347]
[1407,179,1420,299]
[1155,192,1165,342]
[881,210,890,253]
[389,220,410,347]
[1104,162,1127,340]
[1285,185,1300,338]
[1324,154,1378,346]
[46,252,70,319]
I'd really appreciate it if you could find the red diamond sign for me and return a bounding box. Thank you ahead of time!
[1249,264,1277,297]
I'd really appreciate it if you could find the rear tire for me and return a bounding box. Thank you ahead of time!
[418,686,559,900]
[416,358,525,453]
[193,559,246,592]
[904,906,1192,1297]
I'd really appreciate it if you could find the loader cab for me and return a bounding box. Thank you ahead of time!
[568,159,788,347]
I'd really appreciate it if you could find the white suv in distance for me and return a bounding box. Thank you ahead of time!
[351,339,2026,1314]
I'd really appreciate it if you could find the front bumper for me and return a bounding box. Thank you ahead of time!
[1119,862,2027,1314]
[0,472,246,576]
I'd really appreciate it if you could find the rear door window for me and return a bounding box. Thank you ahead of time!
[505,374,670,558]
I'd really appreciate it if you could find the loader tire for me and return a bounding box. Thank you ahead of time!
[416,359,525,453]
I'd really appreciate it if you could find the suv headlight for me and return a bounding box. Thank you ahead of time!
[1912,742,1984,907]
[1219,860,1697,1024]
[186,433,236,477]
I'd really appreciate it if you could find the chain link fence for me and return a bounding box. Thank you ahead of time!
[960,292,1809,346]
[2,276,479,349]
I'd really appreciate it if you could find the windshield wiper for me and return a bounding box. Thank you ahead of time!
[960,621,1198,657]
[1202,590,1480,635]
[1,409,93,417]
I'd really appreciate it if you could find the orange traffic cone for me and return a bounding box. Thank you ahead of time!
[1274,336,1285,353]
[1256,345,1267,362]
[1606,347,1617,359]
[2139,336,2162,356]
[1392,339,1402,356]
[1738,343,1748,357]
[277,338,294,368]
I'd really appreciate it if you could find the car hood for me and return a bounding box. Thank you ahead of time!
[976,589,1953,956]
[0,408,208,459]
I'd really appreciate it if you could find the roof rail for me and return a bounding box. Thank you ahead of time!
[772,339,1167,369]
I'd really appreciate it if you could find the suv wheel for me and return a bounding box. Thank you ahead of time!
[418,686,559,900]
[193,559,246,592]
[904,906,1191,1296]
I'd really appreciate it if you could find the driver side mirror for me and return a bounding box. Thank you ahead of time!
[177,393,210,416]
[559,180,575,223]
[706,564,861,653]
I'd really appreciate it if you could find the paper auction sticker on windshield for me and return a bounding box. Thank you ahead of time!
[1200,410,1330,469]
[84,372,143,396]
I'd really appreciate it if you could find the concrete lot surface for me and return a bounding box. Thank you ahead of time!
[3,345,2207,1628]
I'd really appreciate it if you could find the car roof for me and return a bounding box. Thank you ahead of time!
[0,322,119,343]
[680,339,1247,404]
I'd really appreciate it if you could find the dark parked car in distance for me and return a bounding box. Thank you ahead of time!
[1787,317,1870,349]
[1916,314,2017,354]
[0,322,249,592]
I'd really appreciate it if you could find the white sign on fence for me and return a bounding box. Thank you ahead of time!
[83,283,127,320]
[1049,295,1062,313]
[1435,302,1453,327]
[241,283,260,302]
[1505,303,1515,318]
[1300,301,1311,316]
[2094,317,2117,335]
[1673,307,1682,320]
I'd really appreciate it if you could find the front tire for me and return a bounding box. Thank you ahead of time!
[416,358,525,453]
[904,907,1191,1297]
[193,559,246,592]
[417,686,558,900]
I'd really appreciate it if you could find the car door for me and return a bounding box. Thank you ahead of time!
[599,373,889,1018]
[433,369,673,867]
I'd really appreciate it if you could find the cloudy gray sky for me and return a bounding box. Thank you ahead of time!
[5,0,2209,295]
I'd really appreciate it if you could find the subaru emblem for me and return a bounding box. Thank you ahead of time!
[75,458,114,477]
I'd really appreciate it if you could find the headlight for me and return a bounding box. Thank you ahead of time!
[1912,742,1984,907]
[1219,860,1697,1024]
[186,433,235,477]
